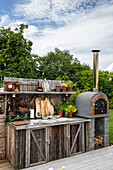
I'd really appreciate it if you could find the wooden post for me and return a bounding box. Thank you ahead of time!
[25,129,30,168]
[66,124,70,157]
[45,127,49,161]
[86,122,89,152]
[82,123,85,153]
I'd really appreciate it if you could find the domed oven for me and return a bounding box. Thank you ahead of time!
[76,92,109,118]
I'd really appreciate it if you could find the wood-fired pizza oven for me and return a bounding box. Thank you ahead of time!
[76,92,109,118]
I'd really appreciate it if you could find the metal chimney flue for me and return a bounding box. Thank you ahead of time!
[91,50,100,92]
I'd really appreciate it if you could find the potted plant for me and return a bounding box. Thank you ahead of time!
[18,98,32,113]
[61,83,68,92]
[54,101,65,117]
[65,105,77,118]
[66,80,77,92]
[19,99,28,113]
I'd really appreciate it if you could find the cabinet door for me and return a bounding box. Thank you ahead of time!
[30,127,47,164]
[48,125,67,161]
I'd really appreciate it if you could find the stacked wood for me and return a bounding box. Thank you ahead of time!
[0,115,6,160]
[35,97,54,118]
[94,135,103,149]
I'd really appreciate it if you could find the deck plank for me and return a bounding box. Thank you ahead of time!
[21,146,113,170]
[0,159,14,170]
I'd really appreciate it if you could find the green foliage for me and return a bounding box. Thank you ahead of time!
[35,48,90,81]
[109,98,113,109]
[71,90,81,105]
[66,80,77,87]
[109,109,113,143]
[77,69,93,91]
[0,24,37,87]
[54,101,65,111]
[61,83,68,87]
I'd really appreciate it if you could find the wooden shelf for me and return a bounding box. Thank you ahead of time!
[0,91,76,95]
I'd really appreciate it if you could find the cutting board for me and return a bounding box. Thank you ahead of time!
[11,121,28,126]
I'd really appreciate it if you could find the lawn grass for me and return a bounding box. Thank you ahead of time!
[109,109,113,143]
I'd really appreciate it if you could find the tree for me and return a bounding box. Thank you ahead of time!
[35,48,90,82]
[0,24,37,86]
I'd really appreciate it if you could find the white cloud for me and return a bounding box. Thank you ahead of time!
[0,15,10,26]
[21,4,113,70]
[13,0,104,25]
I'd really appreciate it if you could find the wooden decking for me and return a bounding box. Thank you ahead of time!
[0,159,14,170]
[1,146,113,170]
[21,146,113,170]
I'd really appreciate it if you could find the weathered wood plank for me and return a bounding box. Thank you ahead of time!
[82,122,85,153]
[49,126,52,161]
[85,122,89,152]
[25,129,30,168]
[58,126,62,159]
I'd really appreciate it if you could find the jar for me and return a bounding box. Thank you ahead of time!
[7,81,12,91]
[15,81,20,92]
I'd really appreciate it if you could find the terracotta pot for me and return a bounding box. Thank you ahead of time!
[19,107,27,113]
[68,112,73,118]
[62,86,67,92]
[68,86,72,92]
[58,110,63,117]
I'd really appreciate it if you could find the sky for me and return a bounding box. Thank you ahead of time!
[0,0,113,70]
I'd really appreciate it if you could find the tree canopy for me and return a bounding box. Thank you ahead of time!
[0,24,37,81]
[34,48,90,82]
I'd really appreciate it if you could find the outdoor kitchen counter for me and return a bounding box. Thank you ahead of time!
[6,117,91,169]
[8,117,91,129]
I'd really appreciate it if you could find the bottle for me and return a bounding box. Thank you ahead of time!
[15,81,20,92]
[7,81,12,91]
[30,103,35,119]
[0,104,3,114]
[7,102,13,115]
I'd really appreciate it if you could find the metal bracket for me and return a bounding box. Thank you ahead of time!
[66,136,70,141]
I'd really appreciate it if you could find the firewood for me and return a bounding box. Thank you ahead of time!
[94,135,103,149]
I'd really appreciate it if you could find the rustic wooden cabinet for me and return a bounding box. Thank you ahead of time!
[6,118,90,169]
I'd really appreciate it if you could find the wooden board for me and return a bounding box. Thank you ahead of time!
[11,121,28,126]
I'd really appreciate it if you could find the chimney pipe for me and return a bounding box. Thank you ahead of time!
[91,50,100,92]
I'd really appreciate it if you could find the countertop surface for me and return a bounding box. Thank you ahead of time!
[8,117,91,130]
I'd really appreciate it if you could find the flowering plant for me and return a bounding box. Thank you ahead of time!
[65,105,77,113]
